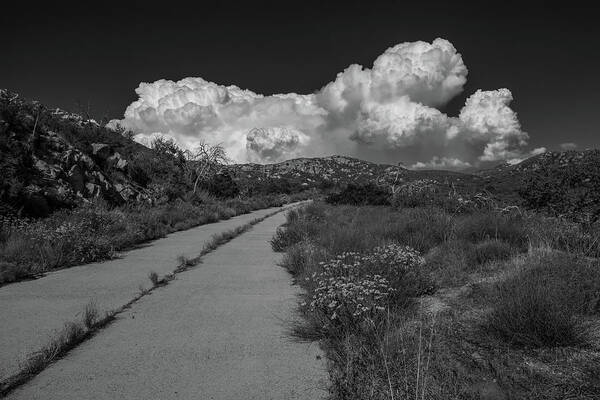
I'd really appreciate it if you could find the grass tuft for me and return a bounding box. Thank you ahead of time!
[0,203,301,396]
[486,251,600,347]
[148,271,159,286]
[82,301,99,330]
[0,193,311,286]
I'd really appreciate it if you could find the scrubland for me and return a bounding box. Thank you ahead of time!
[0,191,310,285]
[272,199,600,399]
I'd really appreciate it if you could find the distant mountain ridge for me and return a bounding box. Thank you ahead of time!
[477,150,600,178]
[2,89,599,216]
[227,155,479,190]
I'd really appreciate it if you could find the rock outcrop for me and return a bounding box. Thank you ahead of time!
[0,90,151,216]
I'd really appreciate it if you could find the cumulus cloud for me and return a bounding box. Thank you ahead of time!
[246,127,310,162]
[458,89,528,162]
[110,38,540,169]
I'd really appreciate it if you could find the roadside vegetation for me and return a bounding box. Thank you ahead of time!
[0,127,314,285]
[0,204,296,396]
[0,191,311,285]
[272,185,600,399]
[0,301,115,396]
[0,91,315,285]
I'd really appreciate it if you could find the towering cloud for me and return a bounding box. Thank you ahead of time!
[110,38,542,168]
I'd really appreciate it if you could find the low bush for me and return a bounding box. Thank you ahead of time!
[270,226,300,252]
[527,215,600,257]
[392,179,466,212]
[384,207,455,253]
[0,192,310,284]
[487,251,600,347]
[280,241,326,276]
[203,171,240,198]
[518,156,600,223]
[474,240,514,265]
[455,211,528,249]
[326,183,390,206]
[278,202,600,398]
[424,240,477,286]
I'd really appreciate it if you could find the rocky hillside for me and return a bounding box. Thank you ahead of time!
[2,90,598,219]
[227,155,481,191]
[0,90,154,216]
[477,150,600,179]
[478,150,600,220]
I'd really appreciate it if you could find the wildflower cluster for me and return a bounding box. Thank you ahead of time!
[306,244,425,322]
[359,244,425,284]
[309,272,393,321]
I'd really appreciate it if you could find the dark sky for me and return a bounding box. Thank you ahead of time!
[1,0,598,151]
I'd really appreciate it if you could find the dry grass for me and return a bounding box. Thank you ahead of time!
[486,251,600,347]
[0,301,116,396]
[276,202,600,399]
[0,202,301,396]
[0,193,311,285]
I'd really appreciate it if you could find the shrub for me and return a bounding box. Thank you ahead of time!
[0,192,304,284]
[271,206,329,252]
[424,240,477,286]
[391,179,467,212]
[326,184,390,206]
[204,171,240,198]
[384,207,455,253]
[487,252,600,347]
[518,159,600,222]
[270,226,302,252]
[303,245,430,324]
[308,272,394,323]
[358,244,432,299]
[0,261,21,284]
[527,216,600,257]
[455,211,528,249]
[474,240,514,265]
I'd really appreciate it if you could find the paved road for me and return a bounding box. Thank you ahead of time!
[6,210,328,399]
[0,205,289,382]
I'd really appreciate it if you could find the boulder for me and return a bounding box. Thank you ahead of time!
[91,143,111,158]
[108,152,128,170]
[66,165,86,194]
[85,182,101,197]
[33,158,60,179]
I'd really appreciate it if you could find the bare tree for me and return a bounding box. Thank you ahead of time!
[185,141,230,193]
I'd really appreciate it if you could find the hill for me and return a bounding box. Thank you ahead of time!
[227,155,482,193]
[2,89,599,220]
[478,150,600,221]
[0,89,155,216]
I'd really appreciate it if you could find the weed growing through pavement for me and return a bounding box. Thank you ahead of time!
[0,203,302,396]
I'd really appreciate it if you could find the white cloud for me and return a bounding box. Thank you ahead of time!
[458,89,529,162]
[110,38,539,169]
[353,97,450,148]
[246,127,310,162]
